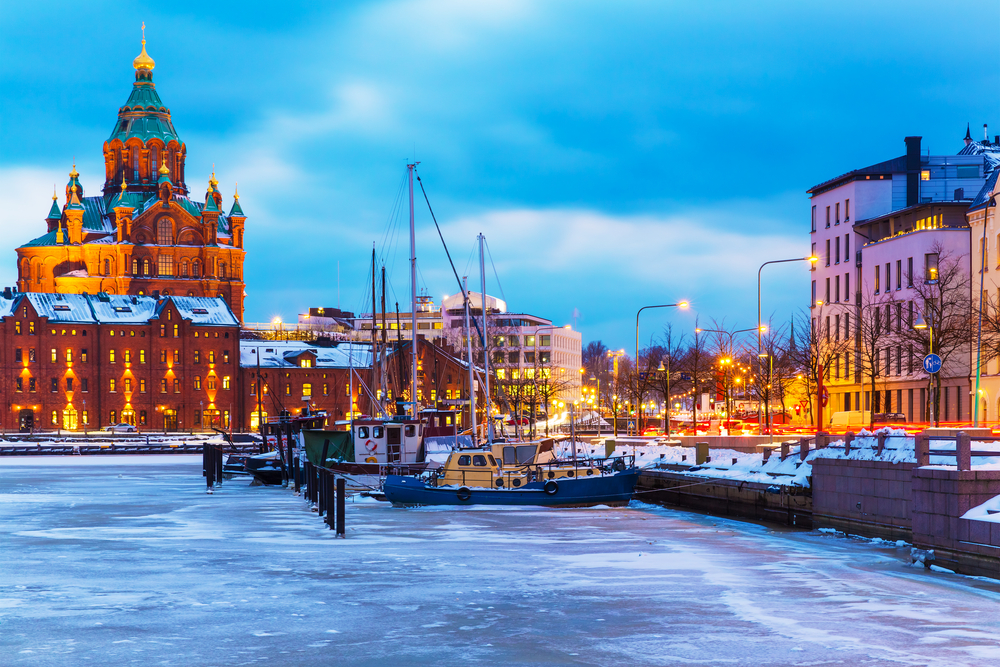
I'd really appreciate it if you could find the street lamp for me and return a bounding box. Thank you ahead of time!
[914,312,936,426]
[589,374,601,437]
[636,301,689,435]
[696,327,757,430]
[758,255,817,432]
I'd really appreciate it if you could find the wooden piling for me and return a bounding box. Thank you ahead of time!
[336,477,346,537]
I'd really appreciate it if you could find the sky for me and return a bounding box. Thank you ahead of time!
[1,1,999,351]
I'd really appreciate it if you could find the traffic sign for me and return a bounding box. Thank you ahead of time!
[820,388,829,407]
[922,354,942,374]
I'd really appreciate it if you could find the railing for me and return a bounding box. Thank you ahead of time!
[914,432,1000,470]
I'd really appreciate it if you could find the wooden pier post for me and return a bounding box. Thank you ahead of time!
[336,477,346,537]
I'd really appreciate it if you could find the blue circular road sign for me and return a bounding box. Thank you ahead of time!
[922,354,942,374]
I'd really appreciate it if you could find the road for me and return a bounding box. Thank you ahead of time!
[2,456,1000,666]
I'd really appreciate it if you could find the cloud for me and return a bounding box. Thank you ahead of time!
[0,166,72,288]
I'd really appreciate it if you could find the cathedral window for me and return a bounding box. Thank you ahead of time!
[157,255,174,277]
[151,146,158,174]
[192,260,201,278]
[157,218,172,245]
[181,261,188,277]
[219,263,227,279]
[132,258,138,275]
[142,259,150,276]
[104,259,111,276]
[133,150,139,180]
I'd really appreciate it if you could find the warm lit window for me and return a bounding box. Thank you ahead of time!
[124,378,132,392]
[157,218,172,245]
[194,375,202,390]
[323,383,329,395]
[50,348,57,363]
[207,377,217,390]
[302,383,311,397]
[920,170,931,181]
[109,378,117,392]
[194,351,201,364]
[173,324,179,338]
[174,379,180,393]
[161,379,167,393]
[209,351,216,363]
[109,349,116,363]
[139,379,146,393]
[223,376,231,390]
[300,359,312,368]
[286,383,291,396]
[223,351,230,364]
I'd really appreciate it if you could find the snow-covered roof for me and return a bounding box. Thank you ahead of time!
[7,292,238,326]
[240,340,372,369]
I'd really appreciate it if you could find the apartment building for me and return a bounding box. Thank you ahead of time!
[808,132,994,426]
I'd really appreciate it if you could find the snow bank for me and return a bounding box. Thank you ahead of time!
[961,495,1000,523]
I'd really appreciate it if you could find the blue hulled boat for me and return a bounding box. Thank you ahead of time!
[383,450,639,507]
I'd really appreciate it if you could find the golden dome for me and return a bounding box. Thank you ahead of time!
[69,163,79,179]
[159,163,170,175]
[133,23,155,71]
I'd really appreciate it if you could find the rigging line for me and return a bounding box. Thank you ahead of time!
[483,237,506,306]
[413,167,487,344]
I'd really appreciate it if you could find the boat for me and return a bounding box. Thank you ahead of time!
[383,452,639,507]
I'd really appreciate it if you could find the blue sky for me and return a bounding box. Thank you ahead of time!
[2,1,998,350]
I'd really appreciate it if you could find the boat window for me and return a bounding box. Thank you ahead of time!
[387,427,401,445]
[502,446,516,465]
[357,426,369,438]
[516,445,537,464]
[458,455,471,466]
[405,425,416,437]
[372,426,384,438]
[487,454,497,467]
[473,455,488,467]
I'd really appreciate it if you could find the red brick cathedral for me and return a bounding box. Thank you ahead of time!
[15,33,247,322]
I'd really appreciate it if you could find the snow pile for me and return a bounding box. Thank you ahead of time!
[555,439,815,488]
[961,494,1000,523]
[812,430,915,464]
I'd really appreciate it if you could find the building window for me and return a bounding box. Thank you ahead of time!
[109,349,116,363]
[161,379,167,393]
[50,377,57,393]
[65,349,72,363]
[15,377,22,392]
[173,350,180,363]
[29,321,35,335]
[160,324,166,338]
[194,410,201,426]
[15,348,22,363]
[540,351,551,363]
[174,379,180,393]
[51,410,58,425]
[132,258,139,275]
[323,383,329,395]
[124,378,132,393]
[104,258,111,276]
[14,321,21,335]
[825,240,830,266]
[207,377,217,390]
[925,253,940,282]
[139,410,147,426]
[835,202,840,224]
[874,265,880,293]
[301,382,311,397]
[192,260,201,278]
[845,234,850,257]
[209,351,216,363]
[921,170,930,181]
[223,350,230,364]
[109,378,116,392]
[194,375,202,390]
[845,199,850,222]
[219,263,227,279]
[29,378,36,392]
[81,378,88,393]
[194,351,201,364]
[811,205,816,232]
[49,348,56,363]
[160,350,167,363]
[181,261,189,277]
[110,409,118,424]
[173,324,179,338]
[158,255,174,277]
[140,379,146,393]
[300,358,312,368]
[834,238,840,265]
[285,383,291,396]
[133,150,139,180]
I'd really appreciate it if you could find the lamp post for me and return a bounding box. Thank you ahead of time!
[590,374,601,437]
[758,352,774,443]
[607,349,626,435]
[758,256,817,432]
[914,311,936,426]
[696,326,758,429]
[636,301,689,435]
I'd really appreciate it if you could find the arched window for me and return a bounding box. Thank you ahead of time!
[133,149,139,180]
[157,218,172,245]
[181,260,189,277]
[142,258,150,276]
[192,260,201,278]
[219,263,226,279]
[132,258,138,275]
[187,290,195,296]
[21,259,29,281]
[150,146,158,174]
[104,259,111,276]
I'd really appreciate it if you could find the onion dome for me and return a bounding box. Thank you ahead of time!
[133,33,155,71]
[66,184,85,211]
[65,164,83,201]
[229,183,245,217]
[111,176,129,208]
[157,163,172,185]
[203,178,221,213]
[47,188,61,221]
[108,28,180,146]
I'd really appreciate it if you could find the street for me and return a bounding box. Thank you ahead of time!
[2,456,1000,666]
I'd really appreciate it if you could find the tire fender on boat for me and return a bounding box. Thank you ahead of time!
[457,486,472,501]
[544,480,558,495]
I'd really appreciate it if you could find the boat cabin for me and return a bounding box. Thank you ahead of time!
[436,447,600,489]
[420,407,460,438]
[491,439,556,467]
[352,419,422,464]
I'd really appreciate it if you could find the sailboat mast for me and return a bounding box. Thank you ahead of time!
[464,276,476,443]
[478,233,491,443]
[408,162,419,417]
[380,265,388,405]
[371,247,378,414]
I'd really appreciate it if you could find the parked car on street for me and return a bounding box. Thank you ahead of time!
[103,423,137,433]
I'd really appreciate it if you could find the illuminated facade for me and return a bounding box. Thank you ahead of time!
[14,32,248,321]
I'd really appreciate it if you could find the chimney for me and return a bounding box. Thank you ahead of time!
[152,290,160,299]
[905,136,922,207]
[985,124,989,141]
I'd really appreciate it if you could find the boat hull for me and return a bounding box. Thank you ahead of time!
[383,469,639,508]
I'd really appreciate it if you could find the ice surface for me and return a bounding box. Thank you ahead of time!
[3,457,1000,666]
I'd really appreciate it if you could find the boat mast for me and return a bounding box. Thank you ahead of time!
[370,246,378,415]
[380,265,388,408]
[408,162,419,418]
[464,276,476,443]
[478,233,492,444]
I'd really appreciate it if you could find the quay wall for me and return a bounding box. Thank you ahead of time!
[811,459,914,542]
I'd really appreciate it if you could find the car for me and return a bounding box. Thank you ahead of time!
[103,423,137,433]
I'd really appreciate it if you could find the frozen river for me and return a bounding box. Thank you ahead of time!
[3,457,1000,666]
